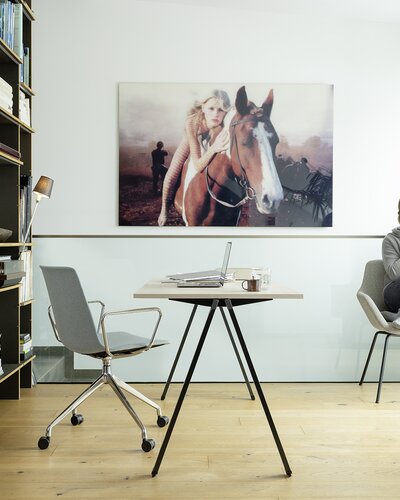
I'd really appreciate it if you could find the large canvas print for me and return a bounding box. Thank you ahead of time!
[119,83,333,227]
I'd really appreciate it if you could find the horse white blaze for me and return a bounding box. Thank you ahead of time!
[253,123,283,213]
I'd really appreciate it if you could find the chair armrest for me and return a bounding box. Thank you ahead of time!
[47,305,62,343]
[88,300,105,334]
[100,307,162,357]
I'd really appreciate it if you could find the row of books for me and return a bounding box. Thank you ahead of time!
[20,175,32,241]
[0,2,30,85]
[0,74,12,113]
[20,332,33,361]
[0,1,23,58]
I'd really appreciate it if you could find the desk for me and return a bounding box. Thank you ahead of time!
[134,277,303,477]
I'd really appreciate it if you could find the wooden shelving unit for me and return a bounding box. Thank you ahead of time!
[0,0,35,399]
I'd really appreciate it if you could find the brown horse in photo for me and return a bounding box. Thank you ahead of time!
[174,86,284,226]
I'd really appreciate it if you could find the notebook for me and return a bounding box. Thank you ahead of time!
[176,242,232,288]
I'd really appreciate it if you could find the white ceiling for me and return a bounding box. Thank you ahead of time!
[147,0,400,24]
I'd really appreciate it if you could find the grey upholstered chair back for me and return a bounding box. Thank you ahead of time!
[357,260,387,331]
[41,266,104,354]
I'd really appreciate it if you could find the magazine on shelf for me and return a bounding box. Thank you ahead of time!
[0,142,20,158]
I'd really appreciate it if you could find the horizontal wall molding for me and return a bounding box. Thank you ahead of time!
[33,234,385,239]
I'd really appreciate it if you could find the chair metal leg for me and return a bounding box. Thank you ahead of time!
[225,299,292,477]
[113,375,162,417]
[152,299,219,477]
[359,331,381,385]
[376,334,391,404]
[44,373,105,438]
[161,304,198,400]
[219,306,255,400]
[107,374,148,440]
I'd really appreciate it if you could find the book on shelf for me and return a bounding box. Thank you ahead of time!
[20,175,32,241]
[0,271,25,288]
[20,347,33,361]
[0,142,20,159]
[22,46,30,85]
[20,339,32,353]
[12,2,22,58]
[19,90,30,126]
[0,255,11,261]
[0,94,12,113]
[0,259,24,274]
[19,332,31,343]
[0,75,12,94]
[19,250,32,302]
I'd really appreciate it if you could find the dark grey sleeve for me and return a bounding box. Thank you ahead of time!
[382,235,400,281]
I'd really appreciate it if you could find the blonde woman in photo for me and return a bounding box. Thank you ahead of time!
[158,89,231,226]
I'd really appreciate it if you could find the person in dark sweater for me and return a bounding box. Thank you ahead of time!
[382,199,400,328]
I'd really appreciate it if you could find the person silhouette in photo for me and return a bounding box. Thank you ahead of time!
[151,141,168,195]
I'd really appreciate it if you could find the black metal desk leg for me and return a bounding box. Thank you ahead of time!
[161,304,198,400]
[152,299,219,477]
[219,307,255,400]
[225,299,292,477]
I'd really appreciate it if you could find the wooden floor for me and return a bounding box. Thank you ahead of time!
[1,382,400,499]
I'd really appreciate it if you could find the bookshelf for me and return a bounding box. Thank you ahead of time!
[0,0,35,399]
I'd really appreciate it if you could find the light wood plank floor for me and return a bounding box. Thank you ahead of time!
[1,382,400,499]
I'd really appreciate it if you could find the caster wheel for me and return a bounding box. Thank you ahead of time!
[38,436,50,450]
[141,438,155,452]
[71,414,84,426]
[157,415,169,428]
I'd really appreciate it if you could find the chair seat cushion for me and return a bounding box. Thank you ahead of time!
[88,331,169,358]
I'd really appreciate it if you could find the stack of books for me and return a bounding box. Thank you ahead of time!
[19,90,30,126]
[20,333,33,361]
[0,75,13,113]
[0,255,25,288]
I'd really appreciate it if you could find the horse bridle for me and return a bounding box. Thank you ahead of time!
[205,115,261,208]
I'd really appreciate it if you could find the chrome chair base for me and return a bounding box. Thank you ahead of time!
[38,358,168,451]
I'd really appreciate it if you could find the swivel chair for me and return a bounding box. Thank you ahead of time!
[38,266,169,451]
[357,259,400,403]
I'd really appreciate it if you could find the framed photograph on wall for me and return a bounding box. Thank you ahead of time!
[119,83,333,228]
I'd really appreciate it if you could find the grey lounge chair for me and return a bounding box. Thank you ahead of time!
[38,266,168,451]
[357,259,400,403]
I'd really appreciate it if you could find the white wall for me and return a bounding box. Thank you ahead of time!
[31,0,400,381]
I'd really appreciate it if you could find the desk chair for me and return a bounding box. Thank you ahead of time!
[357,259,400,403]
[38,266,169,452]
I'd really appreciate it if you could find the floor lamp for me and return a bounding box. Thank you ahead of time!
[21,175,53,385]
[22,175,54,252]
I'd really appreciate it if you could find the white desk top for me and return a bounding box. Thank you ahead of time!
[134,278,303,300]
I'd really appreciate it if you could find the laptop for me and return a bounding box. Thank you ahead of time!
[176,242,232,288]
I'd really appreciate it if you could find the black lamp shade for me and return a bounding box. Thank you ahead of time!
[33,176,54,199]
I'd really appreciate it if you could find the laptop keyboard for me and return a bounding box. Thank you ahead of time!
[177,281,222,288]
